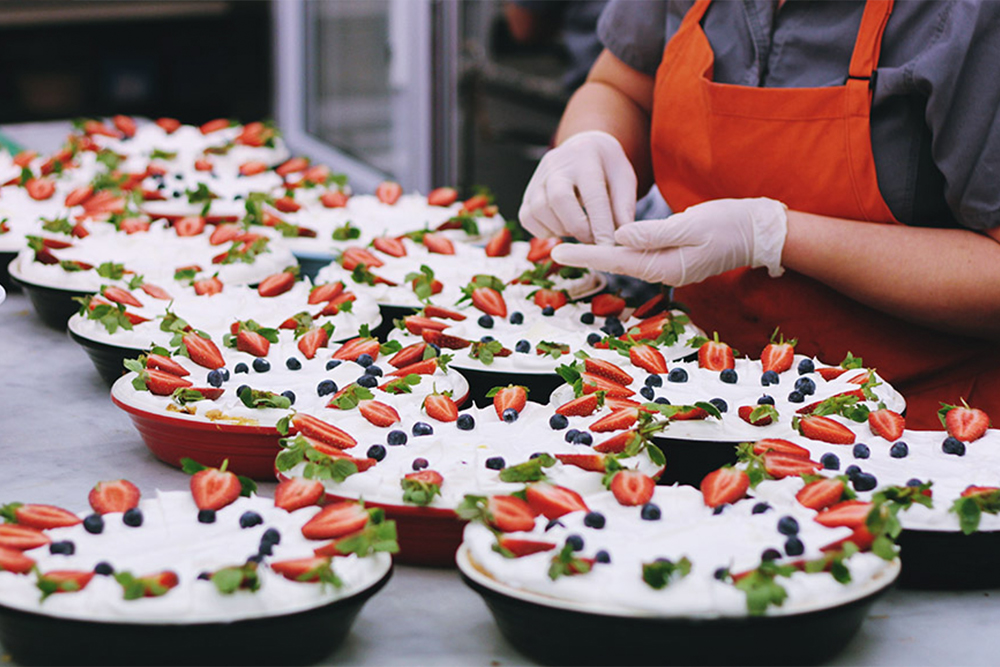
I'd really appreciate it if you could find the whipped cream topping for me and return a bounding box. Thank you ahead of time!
[0,491,389,624]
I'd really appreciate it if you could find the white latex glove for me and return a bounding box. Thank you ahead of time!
[518,130,638,245]
[549,198,788,286]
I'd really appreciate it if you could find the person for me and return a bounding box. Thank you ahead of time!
[518,0,1000,430]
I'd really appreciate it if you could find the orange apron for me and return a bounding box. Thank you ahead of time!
[651,0,1000,429]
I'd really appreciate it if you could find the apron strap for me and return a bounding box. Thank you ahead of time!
[847,0,894,80]
[682,0,713,27]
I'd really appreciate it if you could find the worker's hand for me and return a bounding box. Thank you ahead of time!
[518,130,637,245]
[549,198,788,286]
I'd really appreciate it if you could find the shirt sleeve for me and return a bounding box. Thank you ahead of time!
[914,1,1000,230]
[596,0,669,76]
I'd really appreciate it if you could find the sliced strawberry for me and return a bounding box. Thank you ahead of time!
[555,394,600,417]
[120,217,150,234]
[590,407,638,433]
[814,501,873,529]
[488,496,537,532]
[190,463,241,511]
[412,276,443,295]
[422,330,471,350]
[292,413,357,450]
[764,451,822,479]
[146,353,190,377]
[200,118,231,134]
[208,224,241,246]
[320,190,349,208]
[462,194,490,213]
[100,286,143,309]
[554,453,607,472]
[868,409,905,442]
[822,524,876,553]
[610,470,656,506]
[423,392,459,422]
[271,556,332,582]
[236,329,271,357]
[375,180,403,204]
[796,478,846,511]
[525,483,588,520]
[420,307,462,322]
[751,438,810,458]
[673,406,711,420]
[194,158,213,172]
[700,467,750,508]
[629,345,668,374]
[797,415,856,445]
[145,368,193,395]
[422,232,455,255]
[583,358,634,386]
[183,333,225,369]
[307,440,377,471]
[593,430,639,454]
[88,480,141,515]
[26,178,56,201]
[632,292,670,319]
[301,164,331,184]
[64,185,94,208]
[527,237,560,263]
[274,477,324,512]
[580,372,634,398]
[492,385,527,419]
[137,283,170,301]
[298,327,330,360]
[796,389,867,415]
[738,405,773,426]
[761,332,796,374]
[0,525,50,551]
[0,547,35,574]
[193,276,224,296]
[341,246,384,270]
[403,316,449,336]
[372,236,407,257]
[470,287,507,317]
[943,403,991,442]
[698,335,735,371]
[427,186,458,207]
[302,502,369,540]
[175,215,206,237]
[386,358,439,377]
[189,387,224,400]
[257,270,296,297]
[388,342,428,368]
[485,227,512,257]
[37,570,94,594]
[816,367,849,381]
[71,222,90,238]
[497,537,556,557]
[358,400,400,427]
[308,281,345,305]
[9,504,81,529]
[12,150,36,167]
[274,196,301,213]
[239,161,268,176]
[591,293,626,317]
[331,336,380,362]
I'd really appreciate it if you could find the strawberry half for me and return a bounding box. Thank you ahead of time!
[37,570,94,594]
[65,185,94,207]
[555,394,600,417]
[321,191,349,208]
[146,353,189,377]
[358,400,400,427]
[274,477,325,512]
[101,286,143,308]
[340,247,384,270]
[609,470,656,506]
[751,438,810,458]
[0,547,35,574]
[764,452,822,479]
[376,181,402,205]
[554,453,607,472]
[942,402,991,443]
[88,480,141,514]
[372,236,407,257]
[593,430,639,454]
[760,330,796,374]
[388,342,428,368]
[7,504,81,530]
[423,233,456,255]
[239,161,268,177]
[632,292,670,319]
[591,293,625,317]
[796,478,846,511]
[868,408,905,442]
[491,385,527,420]
[427,186,459,207]
[292,413,357,450]
[700,468,749,508]
[276,156,310,177]
[0,525,50,551]
[403,316,449,336]
[590,408,638,433]
[470,286,507,317]
[190,462,241,511]
[271,556,332,582]
[488,496,537,532]
[422,330,471,350]
[145,368,193,395]
[738,405,773,426]
[527,237,560,263]
[698,334,735,371]
[525,483,588,520]
[814,501,873,529]
[331,336,380,361]
[581,372,634,398]
[298,326,331,360]
[497,537,556,557]
[796,415,856,445]
[302,502,369,540]
[583,358,633,386]
[533,288,568,311]
[193,276,223,296]
[236,329,270,358]
[386,358,439,378]
[308,282,345,304]
[629,345,667,374]
[139,282,171,300]
[423,392,459,422]
[26,178,56,201]
[485,227,512,257]
[257,270,297,297]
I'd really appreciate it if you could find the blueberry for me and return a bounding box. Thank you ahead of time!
[845,464,862,478]
[538,305,553,317]
[752,502,771,514]
[412,422,433,437]
[485,456,505,470]
[261,528,281,545]
[236,384,250,397]
[480,335,494,343]
[565,428,581,443]
[573,431,593,446]
[777,516,799,535]
[586,333,602,346]
[761,370,780,386]
[668,368,688,383]
[720,368,738,384]
[252,358,270,373]
[286,357,301,371]
[794,377,816,396]
[761,548,782,562]
[207,369,223,387]
[50,541,75,555]
[499,408,518,424]
[412,458,429,471]
[583,512,606,529]
[797,359,815,375]
[645,374,663,388]
[545,519,564,532]
[281,390,296,405]
[198,509,216,524]
[356,353,374,368]
[788,391,804,403]
[367,444,386,461]
[317,379,337,397]
[549,414,569,430]
[713,504,728,515]
[83,513,104,534]
[709,397,728,413]
[713,567,729,581]
[509,312,524,325]
[640,386,655,400]
[654,397,671,405]
[601,320,624,337]
[357,374,378,388]
[595,550,611,564]
[123,508,143,527]
[257,542,273,557]
[906,478,924,487]
[197,571,212,580]
[326,359,342,371]
[942,436,966,456]
[246,554,265,564]
[580,312,595,325]
[890,441,909,458]
[457,414,476,431]
[515,339,531,353]
[852,443,870,459]
[94,562,114,576]
[234,362,249,374]
[757,395,775,405]
[604,316,621,329]
[785,536,805,557]
[220,368,230,381]
[478,314,494,328]
[240,511,263,529]
[853,472,878,492]
[640,503,662,521]
[365,364,383,377]
[821,453,840,470]
[566,534,584,551]
[388,430,408,445]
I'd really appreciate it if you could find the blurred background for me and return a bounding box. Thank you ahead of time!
[0,0,608,218]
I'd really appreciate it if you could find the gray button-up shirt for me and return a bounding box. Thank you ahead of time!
[598,0,1000,230]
